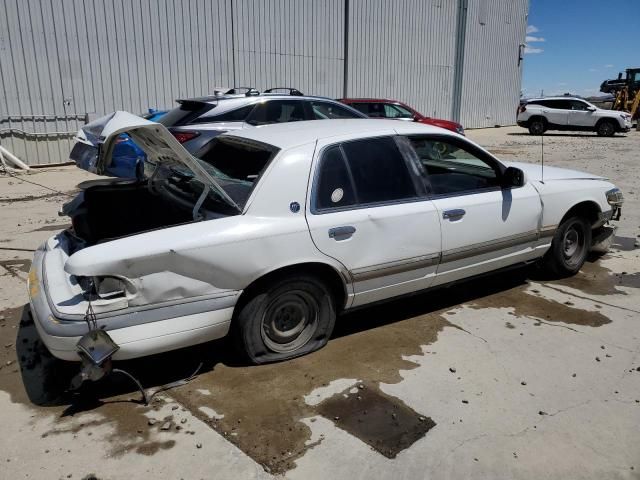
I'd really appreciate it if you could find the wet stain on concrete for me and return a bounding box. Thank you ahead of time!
[135,440,176,456]
[469,285,611,328]
[31,223,71,232]
[611,236,638,252]
[0,259,31,278]
[316,382,436,458]
[168,307,452,474]
[547,259,639,296]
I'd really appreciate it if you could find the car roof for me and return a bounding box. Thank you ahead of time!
[221,119,450,149]
[527,96,586,102]
[179,93,341,105]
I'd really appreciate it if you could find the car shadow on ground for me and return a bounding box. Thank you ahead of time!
[507,132,627,138]
[17,264,541,410]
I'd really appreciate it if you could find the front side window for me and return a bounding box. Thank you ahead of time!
[247,100,306,125]
[569,100,589,111]
[310,101,362,119]
[383,104,414,119]
[406,136,500,195]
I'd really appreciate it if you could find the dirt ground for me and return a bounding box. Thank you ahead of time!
[1,126,639,479]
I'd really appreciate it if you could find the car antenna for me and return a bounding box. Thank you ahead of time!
[540,132,545,184]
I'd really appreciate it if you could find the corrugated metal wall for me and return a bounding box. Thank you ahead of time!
[0,0,528,166]
[459,0,529,128]
[346,0,458,120]
[232,0,345,98]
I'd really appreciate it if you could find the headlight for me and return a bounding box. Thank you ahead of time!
[606,188,624,206]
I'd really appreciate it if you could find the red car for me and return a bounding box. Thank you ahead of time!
[338,98,464,135]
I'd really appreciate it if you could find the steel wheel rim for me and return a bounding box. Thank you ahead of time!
[261,289,319,353]
[562,222,585,267]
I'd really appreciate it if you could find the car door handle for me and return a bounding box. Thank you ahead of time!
[443,209,466,220]
[328,226,356,240]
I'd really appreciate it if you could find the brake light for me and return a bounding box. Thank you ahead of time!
[517,105,526,114]
[171,131,200,143]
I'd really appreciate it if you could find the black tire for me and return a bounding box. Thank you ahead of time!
[596,120,616,137]
[542,215,592,277]
[233,275,336,364]
[528,118,546,135]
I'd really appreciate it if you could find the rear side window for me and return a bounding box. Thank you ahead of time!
[310,101,363,119]
[191,104,255,123]
[342,137,417,204]
[315,147,357,210]
[247,100,307,125]
[159,101,214,127]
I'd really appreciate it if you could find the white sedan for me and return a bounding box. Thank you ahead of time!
[28,113,623,364]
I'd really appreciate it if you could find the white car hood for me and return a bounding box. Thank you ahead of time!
[73,111,241,211]
[504,161,608,182]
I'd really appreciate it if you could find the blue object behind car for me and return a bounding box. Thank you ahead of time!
[105,109,167,178]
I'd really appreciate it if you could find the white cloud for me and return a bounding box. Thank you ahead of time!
[604,64,614,68]
[524,46,543,54]
[526,35,545,42]
[588,68,598,72]
[526,25,539,34]
[558,82,567,86]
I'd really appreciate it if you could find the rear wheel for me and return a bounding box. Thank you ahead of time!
[233,275,336,364]
[596,120,616,137]
[542,216,591,277]
[528,118,546,135]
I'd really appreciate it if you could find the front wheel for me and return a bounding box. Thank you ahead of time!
[233,275,336,364]
[542,216,592,277]
[596,120,616,137]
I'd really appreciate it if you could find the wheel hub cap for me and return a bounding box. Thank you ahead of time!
[261,290,319,353]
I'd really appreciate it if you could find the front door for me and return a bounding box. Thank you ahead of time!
[402,135,542,286]
[306,134,442,307]
[568,99,596,127]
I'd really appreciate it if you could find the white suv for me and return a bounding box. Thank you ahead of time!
[517,97,632,136]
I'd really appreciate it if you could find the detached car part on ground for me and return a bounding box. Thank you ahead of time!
[28,113,623,366]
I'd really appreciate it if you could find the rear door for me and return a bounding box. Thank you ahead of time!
[542,100,570,126]
[306,134,442,307]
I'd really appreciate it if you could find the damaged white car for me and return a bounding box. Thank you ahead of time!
[28,113,623,365]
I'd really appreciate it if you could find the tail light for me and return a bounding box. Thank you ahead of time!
[171,130,200,144]
[517,105,526,114]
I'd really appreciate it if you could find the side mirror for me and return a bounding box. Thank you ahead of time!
[586,106,596,112]
[503,167,525,188]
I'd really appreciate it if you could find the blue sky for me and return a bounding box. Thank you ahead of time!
[522,0,639,98]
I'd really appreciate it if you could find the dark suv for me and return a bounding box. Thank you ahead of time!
[159,88,367,155]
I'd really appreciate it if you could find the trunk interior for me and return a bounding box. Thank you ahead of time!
[72,182,194,245]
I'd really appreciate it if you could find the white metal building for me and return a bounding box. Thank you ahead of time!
[0,0,529,166]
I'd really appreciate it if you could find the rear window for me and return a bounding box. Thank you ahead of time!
[199,137,277,185]
[159,101,214,127]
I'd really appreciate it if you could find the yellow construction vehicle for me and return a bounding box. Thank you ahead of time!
[600,68,640,121]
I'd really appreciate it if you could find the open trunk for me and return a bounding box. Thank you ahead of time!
[69,181,196,245]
